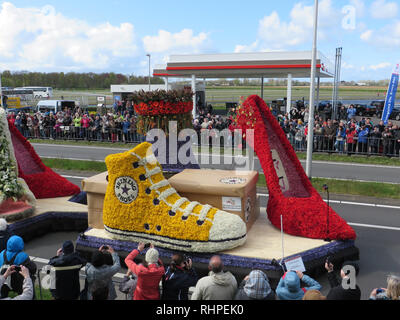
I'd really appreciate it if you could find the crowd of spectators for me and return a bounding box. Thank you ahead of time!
[279,104,400,157]
[4,100,400,158]
[6,99,144,144]
[0,223,399,301]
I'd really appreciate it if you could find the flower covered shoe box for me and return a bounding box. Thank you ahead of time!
[82,171,108,229]
[168,169,260,232]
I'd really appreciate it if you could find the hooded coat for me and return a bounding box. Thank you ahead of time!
[235,270,276,300]
[276,271,321,300]
[0,236,36,276]
[191,271,237,300]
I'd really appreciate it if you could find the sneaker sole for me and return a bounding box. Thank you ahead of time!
[104,225,247,253]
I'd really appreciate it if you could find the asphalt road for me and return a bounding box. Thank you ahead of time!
[33,143,400,184]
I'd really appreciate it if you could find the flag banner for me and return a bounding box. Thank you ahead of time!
[381,64,399,125]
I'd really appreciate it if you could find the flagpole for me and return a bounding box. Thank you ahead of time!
[306,0,319,179]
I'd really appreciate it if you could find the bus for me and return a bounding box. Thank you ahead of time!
[2,89,34,111]
[16,87,53,99]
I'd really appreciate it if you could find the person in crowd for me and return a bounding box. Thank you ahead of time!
[235,270,275,300]
[73,113,82,139]
[346,124,357,155]
[276,270,321,300]
[369,126,382,155]
[339,106,347,122]
[335,123,346,153]
[85,245,121,300]
[314,123,324,151]
[91,282,110,300]
[382,127,393,157]
[162,253,198,300]
[347,104,356,120]
[323,120,336,152]
[357,125,369,154]
[191,255,237,300]
[392,125,400,156]
[122,115,131,143]
[302,289,327,300]
[325,260,361,300]
[48,240,86,300]
[369,274,400,300]
[124,243,165,300]
[0,219,11,253]
[0,266,33,300]
[119,269,137,300]
[0,235,37,298]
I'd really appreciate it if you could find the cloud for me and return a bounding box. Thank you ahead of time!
[234,41,259,53]
[360,20,400,48]
[369,62,391,70]
[370,0,398,19]
[360,30,372,41]
[0,2,138,71]
[142,29,208,54]
[235,0,340,52]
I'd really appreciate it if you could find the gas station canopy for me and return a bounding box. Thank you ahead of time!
[153,51,334,79]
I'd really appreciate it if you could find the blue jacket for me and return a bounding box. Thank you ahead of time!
[347,108,356,118]
[276,271,322,300]
[0,236,29,267]
[357,128,369,143]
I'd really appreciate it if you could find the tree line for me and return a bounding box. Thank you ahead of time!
[0,71,165,89]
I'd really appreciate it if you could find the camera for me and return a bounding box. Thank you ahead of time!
[325,256,332,265]
[144,243,151,249]
[102,245,109,250]
[14,266,21,272]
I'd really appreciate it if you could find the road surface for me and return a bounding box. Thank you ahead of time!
[33,143,400,184]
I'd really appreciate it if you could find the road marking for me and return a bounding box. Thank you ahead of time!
[61,175,91,180]
[32,143,129,151]
[43,156,105,162]
[348,223,400,231]
[256,193,400,210]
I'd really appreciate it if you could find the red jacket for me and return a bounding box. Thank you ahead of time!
[125,249,165,300]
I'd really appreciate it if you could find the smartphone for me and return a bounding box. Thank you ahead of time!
[144,243,151,249]
[102,245,109,250]
[14,266,21,272]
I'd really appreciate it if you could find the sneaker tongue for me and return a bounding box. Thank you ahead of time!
[131,142,162,169]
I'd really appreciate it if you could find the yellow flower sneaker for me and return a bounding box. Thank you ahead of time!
[103,142,247,253]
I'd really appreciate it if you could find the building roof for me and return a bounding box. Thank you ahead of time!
[153,51,334,79]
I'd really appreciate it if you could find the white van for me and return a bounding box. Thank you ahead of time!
[36,100,76,114]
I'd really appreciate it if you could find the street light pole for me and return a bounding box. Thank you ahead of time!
[146,54,151,91]
[0,71,3,109]
[306,0,319,179]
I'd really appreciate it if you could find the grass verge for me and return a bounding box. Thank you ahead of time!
[296,152,400,166]
[257,174,400,200]
[7,286,53,300]
[42,158,107,172]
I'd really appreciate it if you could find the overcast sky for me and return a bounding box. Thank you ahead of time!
[0,0,399,81]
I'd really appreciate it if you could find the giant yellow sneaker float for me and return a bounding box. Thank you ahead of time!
[103,142,247,252]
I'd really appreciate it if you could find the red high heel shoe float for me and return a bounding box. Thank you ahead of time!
[231,95,356,240]
[7,121,80,199]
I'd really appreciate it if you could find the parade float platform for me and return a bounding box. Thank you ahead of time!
[6,197,88,242]
[3,196,358,285]
[75,206,359,285]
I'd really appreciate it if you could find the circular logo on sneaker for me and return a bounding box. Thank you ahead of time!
[114,176,138,204]
[219,177,247,185]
